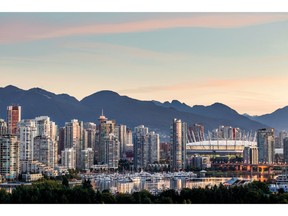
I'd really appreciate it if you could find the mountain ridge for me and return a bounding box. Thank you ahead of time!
[0,85,271,135]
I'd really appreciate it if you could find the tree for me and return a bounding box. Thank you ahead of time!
[62,176,69,187]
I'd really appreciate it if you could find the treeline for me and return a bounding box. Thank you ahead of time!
[0,180,288,204]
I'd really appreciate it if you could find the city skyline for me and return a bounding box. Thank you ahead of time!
[1,13,288,115]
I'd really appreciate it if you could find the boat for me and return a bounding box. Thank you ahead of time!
[118,177,133,183]
[275,174,288,185]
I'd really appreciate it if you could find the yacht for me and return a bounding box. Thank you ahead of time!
[275,174,288,184]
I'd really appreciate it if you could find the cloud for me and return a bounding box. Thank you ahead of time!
[119,76,288,100]
[1,13,288,43]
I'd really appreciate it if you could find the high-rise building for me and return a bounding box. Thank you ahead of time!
[105,133,119,169]
[257,128,275,164]
[116,124,127,159]
[160,142,170,163]
[81,148,94,171]
[133,125,160,170]
[97,113,116,164]
[147,131,160,164]
[7,105,21,135]
[18,119,37,162]
[58,127,65,156]
[84,122,97,154]
[33,136,57,169]
[0,119,7,135]
[64,119,84,169]
[277,131,288,149]
[243,146,258,164]
[0,135,20,181]
[283,137,288,163]
[61,148,76,170]
[133,125,149,170]
[170,119,188,171]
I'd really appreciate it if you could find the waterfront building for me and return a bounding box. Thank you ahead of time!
[243,146,258,164]
[147,131,160,164]
[7,105,21,135]
[283,137,288,163]
[190,155,211,169]
[170,119,188,171]
[257,128,275,164]
[0,135,20,181]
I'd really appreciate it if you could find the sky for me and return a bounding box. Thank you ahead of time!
[1,12,288,115]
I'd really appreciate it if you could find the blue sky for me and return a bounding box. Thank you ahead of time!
[1,13,288,115]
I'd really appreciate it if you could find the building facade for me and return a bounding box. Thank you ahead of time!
[0,135,20,180]
[64,119,84,169]
[81,148,94,171]
[257,128,275,164]
[61,148,76,170]
[7,105,21,135]
[0,119,7,135]
[170,119,188,171]
[243,146,258,164]
[283,137,288,163]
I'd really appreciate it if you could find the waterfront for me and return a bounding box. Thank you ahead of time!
[83,172,266,194]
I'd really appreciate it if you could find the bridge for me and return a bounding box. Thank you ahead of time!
[211,163,288,175]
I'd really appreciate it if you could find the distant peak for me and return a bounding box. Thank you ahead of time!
[211,102,226,107]
[4,85,21,90]
[95,90,120,96]
[171,100,181,104]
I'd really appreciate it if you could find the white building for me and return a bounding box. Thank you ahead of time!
[33,136,57,169]
[18,119,37,169]
[81,148,94,171]
[61,148,76,170]
[0,135,20,180]
[64,119,84,169]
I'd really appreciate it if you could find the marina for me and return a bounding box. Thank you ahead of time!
[81,172,254,194]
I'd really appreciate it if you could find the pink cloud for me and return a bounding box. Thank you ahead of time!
[1,13,288,43]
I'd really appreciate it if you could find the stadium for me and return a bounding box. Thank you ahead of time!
[186,140,257,156]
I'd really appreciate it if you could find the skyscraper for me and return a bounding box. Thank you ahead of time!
[170,119,188,171]
[61,148,76,170]
[133,125,149,170]
[81,148,94,171]
[0,119,7,135]
[147,131,160,164]
[96,113,116,165]
[133,125,160,170]
[243,146,258,164]
[116,124,127,159]
[7,105,21,135]
[18,119,37,162]
[283,137,288,163]
[257,128,275,164]
[64,119,84,169]
[58,127,65,156]
[104,133,119,169]
[0,135,20,181]
[33,136,57,169]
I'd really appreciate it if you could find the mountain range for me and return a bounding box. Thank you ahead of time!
[0,85,286,137]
